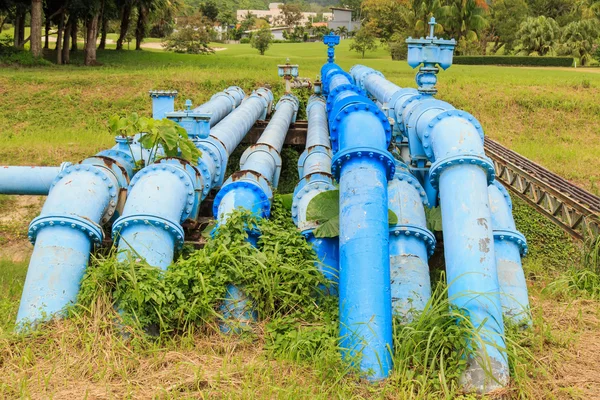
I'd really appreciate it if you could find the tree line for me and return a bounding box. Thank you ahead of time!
[349,0,600,64]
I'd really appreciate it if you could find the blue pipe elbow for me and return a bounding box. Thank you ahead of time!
[388,162,436,322]
[16,157,128,327]
[488,181,531,327]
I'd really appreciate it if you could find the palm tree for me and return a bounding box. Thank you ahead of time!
[439,0,488,42]
[559,19,599,65]
[335,25,348,39]
[515,16,560,56]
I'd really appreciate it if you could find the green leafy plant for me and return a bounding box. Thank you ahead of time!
[108,112,201,165]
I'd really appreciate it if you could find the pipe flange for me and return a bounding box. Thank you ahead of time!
[128,159,201,222]
[53,160,124,225]
[297,145,333,177]
[213,172,273,219]
[306,96,326,113]
[429,154,495,190]
[96,149,135,172]
[389,224,437,258]
[326,84,366,111]
[292,173,336,226]
[28,215,104,245]
[493,229,528,256]
[329,100,392,153]
[420,109,484,160]
[396,93,423,135]
[357,69,384,90]
[393,170,430,207]
[112,214,185,250]
[331,147,396,181]
[196,139,227,189]
[322,69,353,93]
[491,180,513,210]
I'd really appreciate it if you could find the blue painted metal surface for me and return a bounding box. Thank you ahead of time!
[488,181,531,326]
[214,94,299,333]
[351,60,511,392]
[0,163,71,195]
[113,88,273,269]
[388,161,436,321]
[15,137,141,327]
[321,40,395,380]
[292,95,338,292]
[149,90,178,120]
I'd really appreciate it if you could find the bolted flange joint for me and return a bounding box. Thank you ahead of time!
[297,145,333,177]
[419,109,484,160]
[29,215,104,246]
[429,153,495,190]
[329,99,392,153]
[493,228,528,256]
[393,169,430,207]
[326,83,366,112]
[112,214,185,250]
[357,69,384,91]
[389,224,437,258]
[292,173,336,228]
[492,179,513,210]
[196,137,228,189]
[331,147,396,181]
[213,171,274,219]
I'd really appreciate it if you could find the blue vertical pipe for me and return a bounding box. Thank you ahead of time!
[113,88,273,268]
[388,161,436,321]
[292,95,338,291]
[488,181,531,326]
[323,56,395,380]
[0,163,70,195]
[15,138,141,327]
[351,64,510,392]
[213,94,299,332]
[193,86,245,127]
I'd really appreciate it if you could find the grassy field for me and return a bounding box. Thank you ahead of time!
[0,41,600,398]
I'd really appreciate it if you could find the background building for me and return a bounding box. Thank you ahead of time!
[237,3,332,26]
[327,8,360,33]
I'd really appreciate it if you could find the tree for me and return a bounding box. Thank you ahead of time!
[279,3,302,29]
[335,25,348,38]
[30,0,43,57]
[559,19,600,65]
[349,26,377,58]
[116,0,133,50]
[362,0,410,43]
[515,16,560,56]
[240,10,255,31]
[200,0,218,21]
[251,26,273,55]
[439,0,488,44]
[486,0,530,54]
[162,13,214,53]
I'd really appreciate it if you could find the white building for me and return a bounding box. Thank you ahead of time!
[327,8,360,33]
[237,3,332,26]
[242,26,289,40]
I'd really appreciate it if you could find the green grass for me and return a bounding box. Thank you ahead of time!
[1,40,599,192]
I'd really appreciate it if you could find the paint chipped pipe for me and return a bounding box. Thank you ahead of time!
[352,64,509,393]
[388,161,436,321]
[213,93,299,333]
[113,88,273,269]
[488,181,531,327]
[321,46,394,380]
[292,95,338,291]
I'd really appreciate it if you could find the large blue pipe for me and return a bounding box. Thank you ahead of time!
[388,161,436,321]
[15,136,149,327]
[213,94,299,331]
[292,95,338,291]
[113,88,273,268]
[193,86,246,127]
[321,55,395,380]
[353,65,508,392]
[488,181,530,326]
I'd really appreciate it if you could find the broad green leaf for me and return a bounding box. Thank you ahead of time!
[278,193,293,210]
[313,215,339,238]
[388,209,398,225]
[306,190,339,222]
[108,115,120,134]
[425,206,443,232]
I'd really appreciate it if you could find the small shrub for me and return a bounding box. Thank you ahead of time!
[240,37,250,44]
[453,55,574,66]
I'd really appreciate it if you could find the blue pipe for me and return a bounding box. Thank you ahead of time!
[0,163,71,195]
[193,86,245,127]
[292,95,338,292]
[488,181,531,326]
[388,161,436,322]
[322,53,395,380]
[213,94,299,332]
[15,137,145,327]
[113,88,273,269]
[352,64,509,392]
